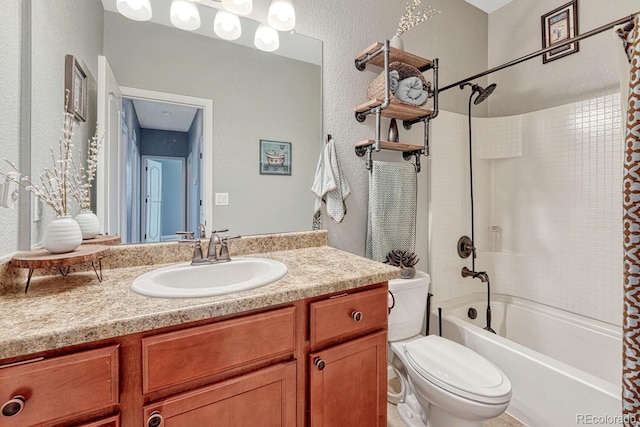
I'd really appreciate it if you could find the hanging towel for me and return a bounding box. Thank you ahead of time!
[312,138,350,228]
[366,160,417,262]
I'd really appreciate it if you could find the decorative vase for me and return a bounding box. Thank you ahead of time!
[389,118,399,143]
[75,209,100,240]
[400,266,416,279]
[389,35,404,50]
[42,215,82,254]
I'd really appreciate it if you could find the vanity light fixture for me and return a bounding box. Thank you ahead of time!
[267,0,295,31]
[254,23,279,52]
[116,0,152,21]
[214,10,242,40]
[221,0,253,16]
[115,0,293,52]
[170,0,201,31]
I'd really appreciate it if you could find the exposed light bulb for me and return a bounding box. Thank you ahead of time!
[214,10,241,41]
[254,23,279,52]
[170,0,201,31]
[267,0,295,31]
[221,0,253,16]
[116,0,152,21]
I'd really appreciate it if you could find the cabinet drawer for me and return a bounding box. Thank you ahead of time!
[0,346,119,427]
[76,413,120,427]
[310,287,387,347]
[142,306,296,393]
[143,361,296,427]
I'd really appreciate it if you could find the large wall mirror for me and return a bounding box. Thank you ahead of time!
[27,0,322,246]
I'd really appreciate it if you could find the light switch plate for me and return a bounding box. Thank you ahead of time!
[215,193,229,206]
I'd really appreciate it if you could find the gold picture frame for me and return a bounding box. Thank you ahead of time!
[64,54,87,121]
[541,0,579,64]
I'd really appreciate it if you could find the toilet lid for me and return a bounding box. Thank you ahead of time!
[403,335,511,404]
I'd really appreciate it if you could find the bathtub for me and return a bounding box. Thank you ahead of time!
[431,294,622,427]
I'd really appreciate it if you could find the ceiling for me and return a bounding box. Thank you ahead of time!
[464,0,513,14]
[131,99,199,132]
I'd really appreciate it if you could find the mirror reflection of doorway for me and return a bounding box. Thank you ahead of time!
[121,97,203,243]
[141,156,188,242]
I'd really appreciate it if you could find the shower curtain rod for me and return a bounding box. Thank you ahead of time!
[440,12,638,92]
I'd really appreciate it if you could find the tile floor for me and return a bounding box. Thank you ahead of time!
[387,402,526,427]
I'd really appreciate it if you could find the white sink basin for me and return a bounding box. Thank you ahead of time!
[131,257,288,298]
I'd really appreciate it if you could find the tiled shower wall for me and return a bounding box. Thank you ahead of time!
[429,93,624,326]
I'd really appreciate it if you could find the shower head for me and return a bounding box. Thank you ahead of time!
[459,82,497,105]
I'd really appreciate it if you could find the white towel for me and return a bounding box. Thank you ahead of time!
[312,138,350,228]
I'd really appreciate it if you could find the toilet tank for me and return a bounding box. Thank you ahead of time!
[388,271,431,341]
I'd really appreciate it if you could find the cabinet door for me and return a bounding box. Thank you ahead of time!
[143,362,296,427]
[309,331,387,427]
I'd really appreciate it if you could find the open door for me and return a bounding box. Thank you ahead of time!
[97,56,122,236]
[143,158,163,242]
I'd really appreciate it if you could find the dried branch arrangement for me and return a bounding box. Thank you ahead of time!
[70,130,102,211]
[396,0,441,37]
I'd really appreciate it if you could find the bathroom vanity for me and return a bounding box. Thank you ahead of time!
[0,231,398,426]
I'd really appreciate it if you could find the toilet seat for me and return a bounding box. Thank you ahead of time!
[402,335,511,405]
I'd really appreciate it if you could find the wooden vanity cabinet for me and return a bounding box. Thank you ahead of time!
[0,283,389,427]
[307,287,388,427]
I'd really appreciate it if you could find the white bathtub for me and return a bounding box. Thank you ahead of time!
[431,294,622,427]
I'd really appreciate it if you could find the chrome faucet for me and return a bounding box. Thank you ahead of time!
[176,230,208,265]
[177,228,241,265]
[205,229,227,262]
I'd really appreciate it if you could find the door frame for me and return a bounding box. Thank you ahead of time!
[119,87,214,234]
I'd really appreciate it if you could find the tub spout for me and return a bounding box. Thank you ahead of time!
[461,266,490,283]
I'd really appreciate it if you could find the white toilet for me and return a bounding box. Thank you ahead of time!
[387,271,512,427]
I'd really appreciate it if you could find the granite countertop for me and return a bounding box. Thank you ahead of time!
[0,231,400,360]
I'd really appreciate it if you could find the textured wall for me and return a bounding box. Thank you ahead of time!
[488,0,638,116]
[0,0,21,258]
[292,0,488,258]
[30,0,103,245]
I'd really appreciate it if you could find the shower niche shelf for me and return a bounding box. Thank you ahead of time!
[353,41,439,172]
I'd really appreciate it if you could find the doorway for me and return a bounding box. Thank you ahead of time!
[121,96,203,243]
[141,156,186,242]
[99,57,213,243]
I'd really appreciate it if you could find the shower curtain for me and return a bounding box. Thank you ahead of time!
[618,14,640,425]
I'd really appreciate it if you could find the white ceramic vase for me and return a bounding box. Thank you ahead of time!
[75,210,100,240]
[390,35,404,50]
[42,215,82,254]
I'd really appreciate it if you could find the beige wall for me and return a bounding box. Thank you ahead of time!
[488,0,638,116]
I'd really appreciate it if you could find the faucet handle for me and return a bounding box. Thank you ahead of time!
[210,229,229,244]
[197,223,206,239]
[176,231,195,240]
[218,236,241,262]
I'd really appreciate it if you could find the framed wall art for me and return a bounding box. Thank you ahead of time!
[64,54,88,121]
[259,140,291,176]
[541,0,579,64]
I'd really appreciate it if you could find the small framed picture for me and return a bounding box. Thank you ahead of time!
[259,140,292,176]
[541,0,579,64]
[64,54,87,121]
